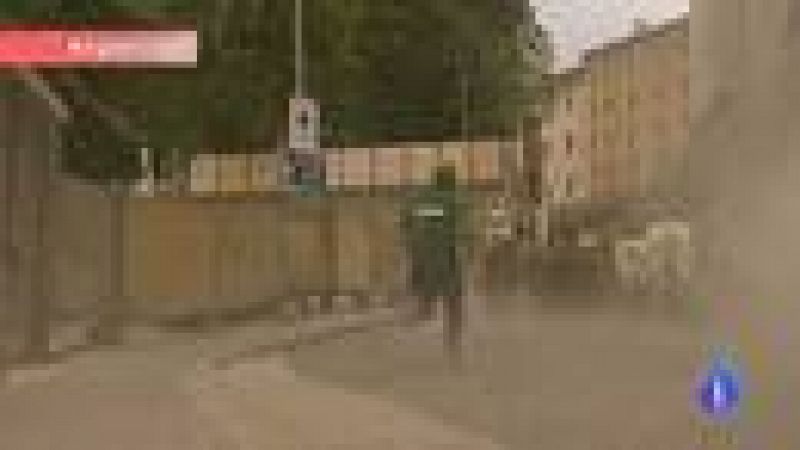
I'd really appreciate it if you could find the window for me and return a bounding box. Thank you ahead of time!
[565,132,574,156]
[603,98,615,111]
[565,96,573,113]
[628,92,639,109]
[565,175,574,198]
[152,152,163,179]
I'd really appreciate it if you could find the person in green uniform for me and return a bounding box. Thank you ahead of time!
[402,164,472,361]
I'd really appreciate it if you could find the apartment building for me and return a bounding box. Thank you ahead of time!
[533,15,689,253]
[584,15,689,209]
[539,67,593,246]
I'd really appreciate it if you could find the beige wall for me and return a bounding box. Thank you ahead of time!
[691,0,800,445]
[123,195,410,317]
[189,153,281,194]
[585,17,689,203]
[542,71,592,205]
[185,141,506,194]
[40,183,491,320]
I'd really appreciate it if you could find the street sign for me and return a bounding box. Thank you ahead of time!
[287,96,323,195]
[289,97,319,152]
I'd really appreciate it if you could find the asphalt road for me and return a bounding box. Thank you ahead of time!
[285,294,713,450]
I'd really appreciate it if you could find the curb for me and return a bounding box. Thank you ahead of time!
[0,325,169,391]
[0,297,411,390]
[204,307,406,370]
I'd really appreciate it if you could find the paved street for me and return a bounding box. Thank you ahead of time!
[285,294,711,450]
[0,285,757,450]
[191,357,502,450]
[0,307,504,449]
[0,336,206,450]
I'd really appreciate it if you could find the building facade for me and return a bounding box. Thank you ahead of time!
[536,16,689,249]
[539,67,593,246]
[583,16,689,211]
[542,68,592,206]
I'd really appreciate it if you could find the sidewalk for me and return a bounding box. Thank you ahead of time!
[190,356,504,450]
[0,300,507,449]
[0,333,207,450]
[196,305,402,369]
[0,298,401,390]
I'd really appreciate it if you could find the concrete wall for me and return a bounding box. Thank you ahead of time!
[4,148,492,326]
[691,0,800,445]
[7,166,408,322]
[47,178,114,317]
[119,194,408,318]
[0,82,60,340]
[42,185,490,321]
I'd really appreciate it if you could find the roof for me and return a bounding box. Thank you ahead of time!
[581,13,689,67]
[541,65,589,99]
[548,65,586,85]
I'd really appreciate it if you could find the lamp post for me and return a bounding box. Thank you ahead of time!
[295,0,303,101]
[3,99,19,366]
[289,0,334,312]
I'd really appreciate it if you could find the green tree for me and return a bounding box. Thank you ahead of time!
[2,0,552,177]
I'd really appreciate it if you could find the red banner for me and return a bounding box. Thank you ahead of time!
[0,28,196,67]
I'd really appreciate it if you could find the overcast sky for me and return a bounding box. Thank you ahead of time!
[531,0,689,71]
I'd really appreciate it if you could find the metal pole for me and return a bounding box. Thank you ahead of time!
[3,102,18,361]
[295,0,304,98]
[461,59,469,145]
[26,119,55,360]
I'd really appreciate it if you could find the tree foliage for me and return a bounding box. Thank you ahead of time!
[1,0,551,182]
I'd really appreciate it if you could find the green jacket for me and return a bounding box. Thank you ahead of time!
[401,182,472,295]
